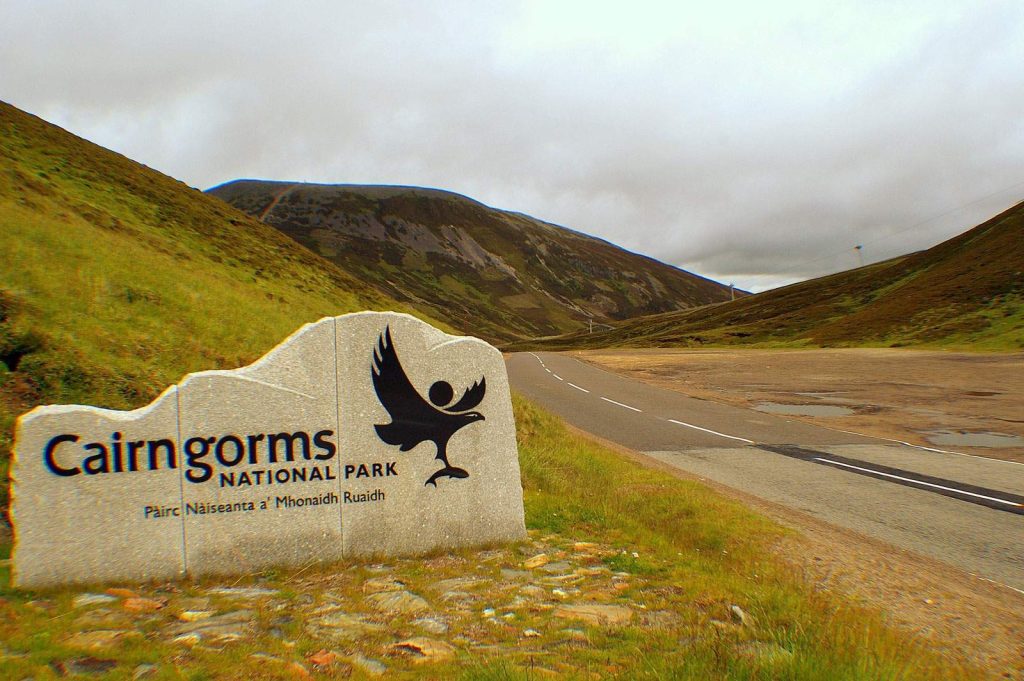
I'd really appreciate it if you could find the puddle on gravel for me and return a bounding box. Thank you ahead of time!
[754,402,854,417]
[926,430,1024,448]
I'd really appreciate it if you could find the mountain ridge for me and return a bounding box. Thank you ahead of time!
[208,179,736,342]
[508,200,1024,351]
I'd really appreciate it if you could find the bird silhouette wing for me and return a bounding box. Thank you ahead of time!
[372,327,442,446]
[446,377,486,413]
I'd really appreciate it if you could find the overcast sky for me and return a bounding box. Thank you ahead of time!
[3,1,1022,291]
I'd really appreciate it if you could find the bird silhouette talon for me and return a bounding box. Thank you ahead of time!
[425,466,470,487]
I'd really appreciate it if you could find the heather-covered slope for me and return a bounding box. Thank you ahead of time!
[208,180,735,342]
[0,102,424,506]
[511,201,1024,351]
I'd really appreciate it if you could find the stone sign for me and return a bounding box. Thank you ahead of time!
[11,312,526,588]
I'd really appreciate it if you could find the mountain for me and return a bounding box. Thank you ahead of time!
[207,180,735,342]
[510,201,1024,351]
[0,102,423,509]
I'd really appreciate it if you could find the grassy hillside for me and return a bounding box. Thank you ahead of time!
[0,101,432,510]
[511,201,1024,351]
[208,180,736,342]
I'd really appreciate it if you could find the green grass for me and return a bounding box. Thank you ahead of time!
[0,102,445,513]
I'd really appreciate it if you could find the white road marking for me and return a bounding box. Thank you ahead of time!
[826,427,1024,467]
[568,382,590,393]
[601,397,642,412]
[544,368,551,373]
[553,374,564,381]
[667,419,754,444]
[973,575,1024,596]
[813,458,1023,507]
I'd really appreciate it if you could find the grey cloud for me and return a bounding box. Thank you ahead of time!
[2,1,1021,292]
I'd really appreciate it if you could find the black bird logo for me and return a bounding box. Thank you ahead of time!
[371,327,487,487]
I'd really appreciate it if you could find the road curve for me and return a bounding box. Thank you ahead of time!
[507,351,1024,592]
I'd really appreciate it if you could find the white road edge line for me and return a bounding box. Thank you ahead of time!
[667,419,754,444]
[827,427,1024,467]
[813,457,1023,507]
[552,374,564,381]
[544,368,551,373]
[567,382,590,393]
[973,575,1024,596]
[601,397,642,412]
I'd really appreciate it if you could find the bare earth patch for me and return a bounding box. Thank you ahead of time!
[576,348,1024,463]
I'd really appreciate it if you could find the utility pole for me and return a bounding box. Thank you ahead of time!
[730,284,735,301]
[855,245,864,268]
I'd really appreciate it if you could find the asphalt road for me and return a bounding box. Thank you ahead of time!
[507,351,1024,592]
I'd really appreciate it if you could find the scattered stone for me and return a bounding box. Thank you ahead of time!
[206,586,278,599]
[482,608,496,617]
[432,577,486,592]
[388,637,457,663]
[287,661,312,678]
[73,594,117,608]
[74,609,128,628]
[363,576,405,594]
[412,616,449,635]
[551,589,569,599]
[53,657,117,675]
[524,628,542,638]
[520,585,546,598]
[500,569,531,580]
[638,610,682,629]
[553,604,633,626]
[65,630,142,649]
[296,594,315,606]
[306,611,382,640]
[576,567,610,576]
[307,649,339,667]
[524,554,550,569]
[540,561,572,574]
[250,653,283,663]
[350,653,387,677]
[441,590,479,605]
[366,589,431,616]
[124,597,168,613]
[730,605,751,627]
[105,588,139,599]
[167,610,255,644]
[133,664,159,680]
[178,610,215,622]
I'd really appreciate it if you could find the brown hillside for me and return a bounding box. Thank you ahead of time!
[512,201,1024,351]
[208,180,735,342]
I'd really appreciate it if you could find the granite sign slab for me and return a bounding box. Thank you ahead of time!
[11,312,526,588]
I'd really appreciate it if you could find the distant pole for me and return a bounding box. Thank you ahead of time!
[589,318,593,334]
[730,284,735,301]
[855,245,864,268]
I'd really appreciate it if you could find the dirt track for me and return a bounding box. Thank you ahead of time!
[574,348,1024,464]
